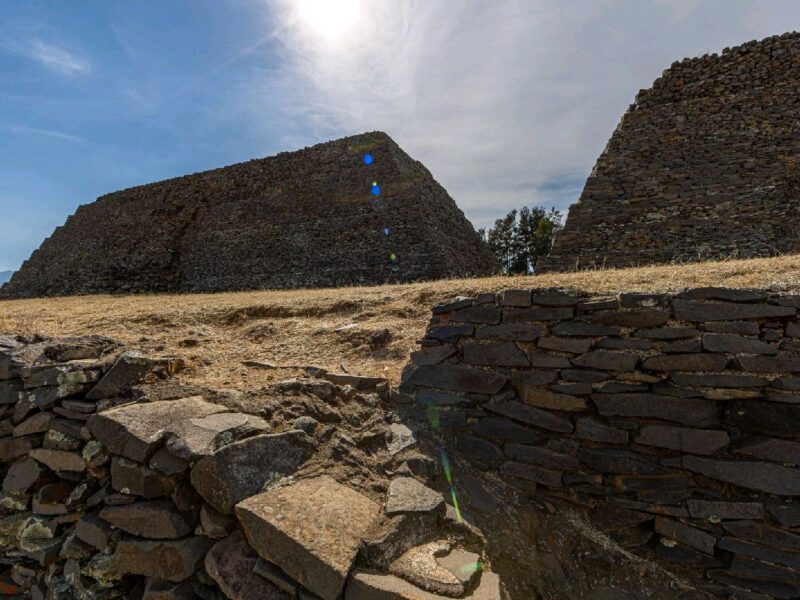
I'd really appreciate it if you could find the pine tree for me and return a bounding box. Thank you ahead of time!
[481,206,563,274]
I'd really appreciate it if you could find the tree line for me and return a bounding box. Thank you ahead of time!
[478,206,563,274]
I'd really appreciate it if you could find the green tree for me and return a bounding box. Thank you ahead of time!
[481,206,563,274]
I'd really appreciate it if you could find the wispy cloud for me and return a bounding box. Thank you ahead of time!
[10,125,88,144]
[0,25,90,76]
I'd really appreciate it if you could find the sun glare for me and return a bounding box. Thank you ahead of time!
[295,0,361,43]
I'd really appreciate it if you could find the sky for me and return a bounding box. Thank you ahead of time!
[0,0,798,272]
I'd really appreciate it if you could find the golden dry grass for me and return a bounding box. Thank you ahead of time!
[1,253,799,388]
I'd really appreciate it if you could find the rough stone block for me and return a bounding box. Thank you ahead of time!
[671,373,767,388]
[191,431,313,514]
[205,531,290,600]
[518,387,586,411]
[450,305,501,325]
[111,537,213,582]
[427,325,474,342]
[702,333,777,355]
[686,500,764,520]
[735,356,800,373]
[641,353,728,372]
[468,418,540,445]
[527,353,572,369]
[674,455,800,495]
[735,437,800,465]
[537,336,592,354]
[635,425,730,455]
[551,323,622,337]
[572,350,639,371]
[592,393,719,427]
[236,475,382,600]
[588,309,671,328]
[99,500,193,539]
[87,397,228,462]
[504,307,574,322]
[406,365,507,394]
[386,477,444,516]
[485,399,573,432]
[164,412,269,461]
[673,300,795,321]
[500,289,531,307]
[462,342,529,367]
[575,418,629,444]
[475,323,542,341]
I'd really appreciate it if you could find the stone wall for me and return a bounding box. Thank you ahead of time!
[0,132,497,298]
[539,32,800,272]
[403,286,800,598]
[0,336,503,599]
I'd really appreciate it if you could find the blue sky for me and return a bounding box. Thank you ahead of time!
[1,0,797,272]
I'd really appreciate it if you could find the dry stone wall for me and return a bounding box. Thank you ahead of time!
[0,132,497,298]
[539,32,800,272]
[0,336,504,599]
[403,286,800,599]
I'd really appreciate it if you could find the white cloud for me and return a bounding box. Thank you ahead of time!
[240,0,800,228]
[10,125,88,144]
[0,24,90,76]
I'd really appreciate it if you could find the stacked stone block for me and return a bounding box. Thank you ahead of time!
[404,286,800,598]
[540,32,800,272]
[1,335,503,599]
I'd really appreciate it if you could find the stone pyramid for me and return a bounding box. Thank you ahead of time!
[1,132,497,297]
[539,32,800,272]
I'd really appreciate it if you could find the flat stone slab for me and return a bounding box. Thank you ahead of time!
[164,412,269,461]
[99,500,193,539]
[28,449,86,473]
[389,541,481,596]
[205,530,291,600]
[111,536,212,582]
[386,478,445,516]
[346,570,502,600]
[87,397,228,462]
[236,475,382,600]
[191,431,313,514]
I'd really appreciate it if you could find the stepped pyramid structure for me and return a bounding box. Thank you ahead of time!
[539,32,800,272]
[1,132,497,298]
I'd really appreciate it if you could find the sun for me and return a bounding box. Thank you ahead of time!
[295,0,361,43]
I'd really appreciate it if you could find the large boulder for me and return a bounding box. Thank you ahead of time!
[236,475,382,600]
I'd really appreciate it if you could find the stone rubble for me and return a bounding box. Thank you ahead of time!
[0,334,504,599]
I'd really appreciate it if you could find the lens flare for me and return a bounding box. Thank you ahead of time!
[371,183,381,197]
[363,152,373,165]
[383,227,390,236]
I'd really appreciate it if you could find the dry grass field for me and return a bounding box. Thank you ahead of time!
[1,253,799,389]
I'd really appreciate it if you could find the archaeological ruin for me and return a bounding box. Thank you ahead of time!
[0,132,497,298]
[539,32,800,272]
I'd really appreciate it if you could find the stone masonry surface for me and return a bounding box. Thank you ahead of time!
[403,286,800,598]
[539,32,800,272]
[0,334,504,599]
[0,131,497,298]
